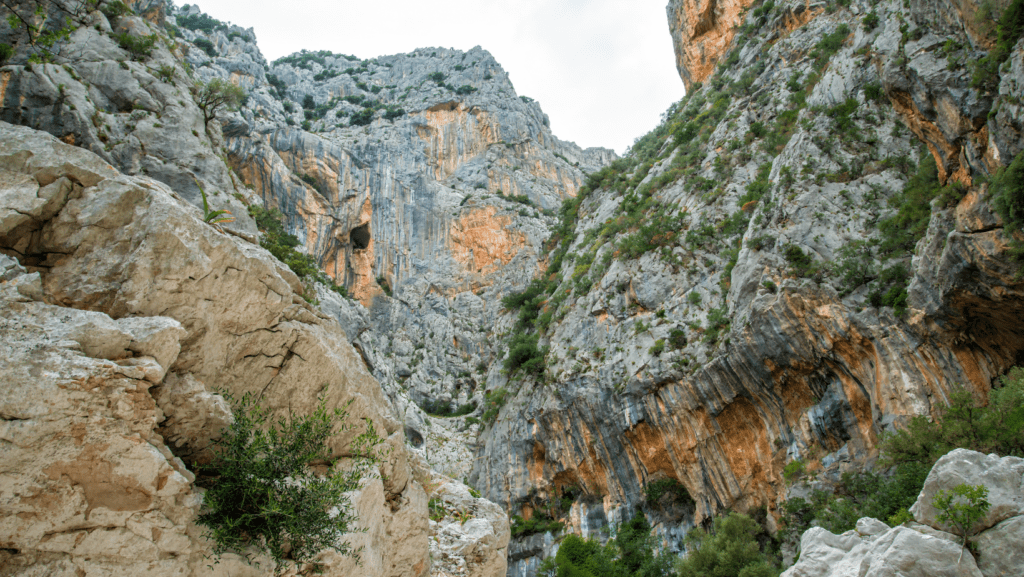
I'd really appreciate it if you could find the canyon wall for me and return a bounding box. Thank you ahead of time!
[473,1,1024,572]
[4,0,1024,575]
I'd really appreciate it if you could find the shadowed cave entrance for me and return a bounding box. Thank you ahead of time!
[351,224,370,250]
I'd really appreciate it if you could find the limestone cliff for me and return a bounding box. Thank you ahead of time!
[0,121,430,576]
[470,0,1024,572]
[0,1,517,574]
[4,0,1024,575]
[667,0,761,90]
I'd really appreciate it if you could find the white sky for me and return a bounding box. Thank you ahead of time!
[186,0,684,154]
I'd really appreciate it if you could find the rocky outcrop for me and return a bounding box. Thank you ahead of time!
[212,40,614,304]
[667,0,760,90]
[0,121,432,576]
[781,522,983,577]
[167,4,617,489]
[0,3,258,236]
[473,1,1024,563]
[912,449,1024,530]
[426,474,511,577]
[782,449,1024,577]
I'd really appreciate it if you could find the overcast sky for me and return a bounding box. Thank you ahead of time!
[186,0,684,154]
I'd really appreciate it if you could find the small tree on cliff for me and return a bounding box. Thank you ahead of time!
[193,78,245,132]
[197,390,385,573]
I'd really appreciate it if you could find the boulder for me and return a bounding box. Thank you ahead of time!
[973,515,1024,577]
[782,522,983,577]
[911,449,1024,533]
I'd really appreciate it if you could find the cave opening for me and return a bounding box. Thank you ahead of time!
[351,224,370,250]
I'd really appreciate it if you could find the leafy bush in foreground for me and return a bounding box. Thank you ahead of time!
[197,392,383,573]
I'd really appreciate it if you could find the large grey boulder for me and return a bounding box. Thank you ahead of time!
[781,522,983,577]
[973,515,1024,577]
[911,449,1024,533]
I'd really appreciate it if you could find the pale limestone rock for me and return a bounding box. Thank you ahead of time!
[428,479,510,577]
[153,372,232,460]
[856,517,890,537]
[973,515,1024,577]
[0,121,431,576]
[782,523,983,577]
[783,527,862,577]
[117,316,188,377]
[0,278,195,575]
[911,449,1024,533]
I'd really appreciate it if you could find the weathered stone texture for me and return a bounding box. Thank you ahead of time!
[0,121,432,576]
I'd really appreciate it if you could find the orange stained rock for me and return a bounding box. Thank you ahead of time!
[41,443,153,515]
[348,238,379,307]
[714,397,773,497]
[889,90,974,185]
[418,103,499,181]
[0,70,11,103]
[449,206,527,277]
[669,0,760,90]
[781,4,823,35]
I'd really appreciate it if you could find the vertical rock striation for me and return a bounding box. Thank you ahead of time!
[473,3,1024,572]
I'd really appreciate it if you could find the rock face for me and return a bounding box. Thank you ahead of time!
[667,0,760,90]
[0,2,258,236]
[471,1,1024,569]
[781,522,984,577]
[0,121,433,576]
[782,449,1024,577]
[911,449,1024,532]
[4,0,1024,575]
[168,3,617,492]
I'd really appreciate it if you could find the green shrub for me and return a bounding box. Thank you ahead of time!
[989,152,1024,268]
[933,483,991,561]
[247,206,348,298]
[114,32,157,60]
[862,11,880,31]
[176,11,227,33]
[781,366,1024,540]
[880,369,1024,465]
[350,108,374,126]
[704,306,730,343]
[784,244,817,278]
[649,339,666,356]
[510,512,564,537]
[421,399,476,418]
[783,460,806,482]
[864,83,884,102]
[428,71,446,84]
[547,514,674,577]
[101,1,133,20]
[196,391,383,573]
[644,478,694,507]
[383,105,405,120]
[455,84,477,95]
[193,37,217,57]
[0,43,13,65]
[676,513,779,577]
[504,333,545,376]
[375,276,392,296]
[669,328,687,349]
[481,388,509,423]
[971,0,1024,91]
[811,24,851,71]
[298,173,321,192]
[833,240,875,295]
[502,279,554,331]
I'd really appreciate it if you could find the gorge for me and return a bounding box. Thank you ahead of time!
[1,0,1023,576]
